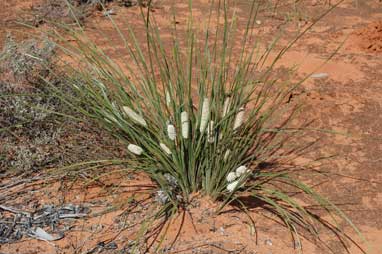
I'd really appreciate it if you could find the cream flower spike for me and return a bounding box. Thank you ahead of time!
[127,144,143,155]
[122,106,147,127]
[167,124,176,141]
[227,180,239,192]
[200,97,210,133]
[233,107,245,130]
[181,111,189,139]
[235,165,248,176]
[165,91,171,107]
[226,172,238,182]
[222,97,231,117]
[160,143,172,155]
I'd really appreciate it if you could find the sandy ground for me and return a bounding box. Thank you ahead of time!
[1,0,382,253]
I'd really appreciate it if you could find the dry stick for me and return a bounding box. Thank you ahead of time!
[0,205,31,216]
[0,175,46,190]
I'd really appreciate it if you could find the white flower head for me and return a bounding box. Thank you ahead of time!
[222,97,231,117]
[200,97,210,133]
[235,165,249,176]
[123,106,147,127]
[227,180,240,192]
[224,149,231,161]
[181,111,189,139]
[128,144,143,155]
[166,91,171,107]
[226,171,238,182]
[160,143,172,155]
[167,124,176,141]
[233,107,245,130]
[207,120,215,143]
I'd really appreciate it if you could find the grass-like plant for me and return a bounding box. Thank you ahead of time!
[36,0,366,252]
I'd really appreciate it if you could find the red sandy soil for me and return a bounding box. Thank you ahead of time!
[1,0,382,253]
[352,21,382,53]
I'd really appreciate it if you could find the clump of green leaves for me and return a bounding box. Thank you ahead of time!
[45,0,366,252]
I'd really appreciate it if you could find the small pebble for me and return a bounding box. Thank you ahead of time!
[311,73,329,78]
[264,239,273,246]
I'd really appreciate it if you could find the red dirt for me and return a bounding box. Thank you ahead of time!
[1,0,382,253]
[352,21,382,53]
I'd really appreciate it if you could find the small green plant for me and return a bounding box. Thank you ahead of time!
[31,0,150,27]
[32,0,112,26]
[41,0,366,252]
[0,35,55,84]
[0,37,60,174]
[0,36,122,175]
